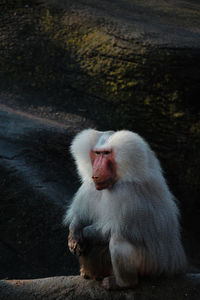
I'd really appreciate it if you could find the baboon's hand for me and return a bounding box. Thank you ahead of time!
[68,230,85,256]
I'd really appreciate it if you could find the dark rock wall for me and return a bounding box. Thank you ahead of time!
[0,0,200,225]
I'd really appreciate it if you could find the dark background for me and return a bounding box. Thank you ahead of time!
[0,0,200,279]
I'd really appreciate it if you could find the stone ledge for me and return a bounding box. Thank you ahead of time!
[0,274,200,300]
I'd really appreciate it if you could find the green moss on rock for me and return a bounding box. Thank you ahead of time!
[0,2,200,210]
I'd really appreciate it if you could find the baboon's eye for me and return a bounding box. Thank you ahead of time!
[104,151,111,155]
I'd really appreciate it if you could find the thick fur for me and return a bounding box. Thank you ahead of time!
[64,129,187,286]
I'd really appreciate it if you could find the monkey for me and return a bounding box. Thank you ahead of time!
[63,129,187,289]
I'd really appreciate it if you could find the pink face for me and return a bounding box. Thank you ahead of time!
[90,149,118,190]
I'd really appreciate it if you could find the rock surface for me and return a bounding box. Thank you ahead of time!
[1,274,200,300]
[0,0,200,213]
[45,0,200,48]
[0,0,200,299]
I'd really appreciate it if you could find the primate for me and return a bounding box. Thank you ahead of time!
[64,129,187,289]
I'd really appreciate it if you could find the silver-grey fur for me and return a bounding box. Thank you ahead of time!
[64,129,187,288]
